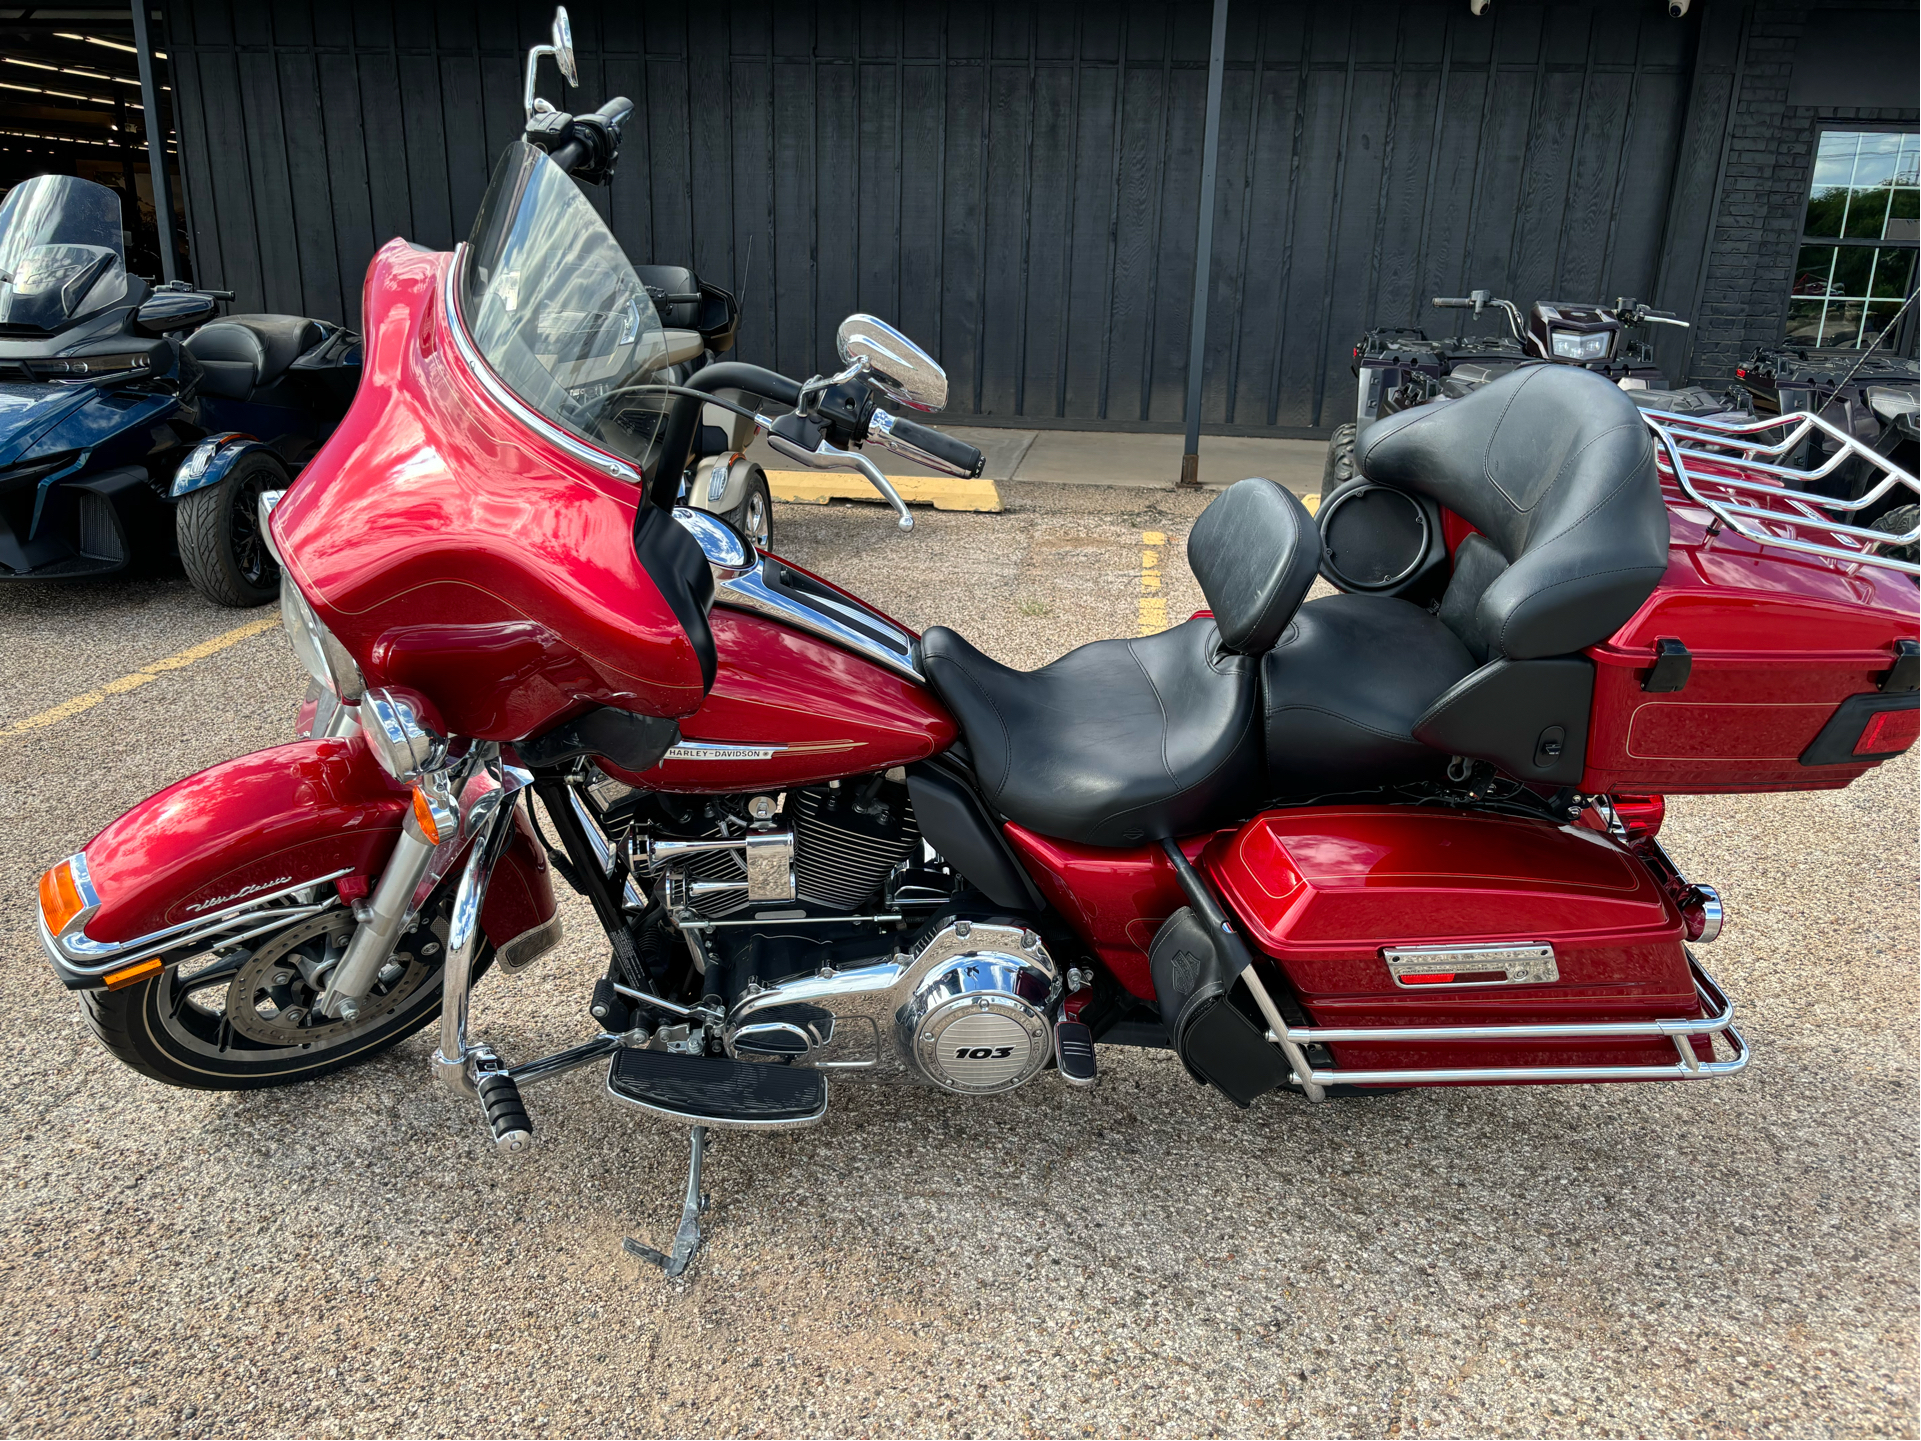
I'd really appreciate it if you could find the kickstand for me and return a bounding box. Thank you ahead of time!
[623,1126,710,1278]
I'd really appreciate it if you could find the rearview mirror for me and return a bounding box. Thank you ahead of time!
[134,288,217,335]
[552,7,578,86]
[524,6,579,118]
[836,315,946,413]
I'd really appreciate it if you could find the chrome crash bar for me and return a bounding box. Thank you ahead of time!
[1271,957,1749,1089]
[1641,407,1920,576]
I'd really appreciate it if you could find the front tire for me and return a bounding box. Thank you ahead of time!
[720,465,773,551]
[176,450,288,607]
[78,891,491,1091]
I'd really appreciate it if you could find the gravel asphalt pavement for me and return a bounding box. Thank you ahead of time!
[0,481,1914,1438]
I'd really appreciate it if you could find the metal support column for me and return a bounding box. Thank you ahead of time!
[129,0,179,284]
[1177,0,1231,488]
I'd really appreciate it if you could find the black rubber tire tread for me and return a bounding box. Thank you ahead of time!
[77,942,495,1093]
[720,465,773,551]
[176,451,288,608]
[1870,503,1918,566]
[1322,422,1358,493]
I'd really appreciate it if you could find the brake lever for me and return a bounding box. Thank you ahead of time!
[764,430,914,531]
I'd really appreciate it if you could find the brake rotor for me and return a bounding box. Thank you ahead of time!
[224,910,432,1046]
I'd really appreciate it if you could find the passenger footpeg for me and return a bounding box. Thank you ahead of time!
[604,1048,827,1128]
[623,1126,709,1279]
[476,1068,534,1156]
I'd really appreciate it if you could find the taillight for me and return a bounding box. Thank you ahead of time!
[1855,707,1920,756]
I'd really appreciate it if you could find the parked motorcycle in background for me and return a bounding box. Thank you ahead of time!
[33,11,1921,1279]
[0,174,361,605]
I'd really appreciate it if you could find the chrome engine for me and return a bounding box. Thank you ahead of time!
[723,917,1059,1092]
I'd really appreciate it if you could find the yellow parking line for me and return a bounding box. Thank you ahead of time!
[0,613,281,743]
[766,470,1004,512]
[1139,530,1168,636]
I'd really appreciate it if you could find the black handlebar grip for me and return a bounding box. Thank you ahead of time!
[1431,297,1474,309]
[594,96,635,139]
[879,411,986,479]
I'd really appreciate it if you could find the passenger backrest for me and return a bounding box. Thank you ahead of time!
[1186,477,1323,656]
[1357,365,1670,661]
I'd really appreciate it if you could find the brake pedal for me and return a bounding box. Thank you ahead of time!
[476,1070,534,1156]
[1055,1019,1098,1086]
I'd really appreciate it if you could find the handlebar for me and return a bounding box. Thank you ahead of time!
[867,409,985,479]
[542,96,634,180]
[1432,297,1477,310]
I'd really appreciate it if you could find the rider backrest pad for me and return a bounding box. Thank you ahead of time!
[1357,365,1670,661]
[1186,477,1322,656]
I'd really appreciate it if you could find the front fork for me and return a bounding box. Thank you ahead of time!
[431,761,532,1097]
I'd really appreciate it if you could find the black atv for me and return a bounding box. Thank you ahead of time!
[1736,344,1920,558]
[1326,289,1743,490]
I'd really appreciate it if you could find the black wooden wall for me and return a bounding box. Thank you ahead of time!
[166,0,1701,434]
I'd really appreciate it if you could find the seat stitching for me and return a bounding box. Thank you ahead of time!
[1481,367,1552,511]
[1125,639,1179,786]
[1097,697,1260,832]
[924,653,1015,799]
[1490,564,1668,653]
[1517,428,1656,552]
[1264,702,1420,743]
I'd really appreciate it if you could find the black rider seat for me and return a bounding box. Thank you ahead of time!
[184,314,325,401]
[922,477,1320,848]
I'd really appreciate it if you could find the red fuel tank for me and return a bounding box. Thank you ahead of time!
[602,608,957,792]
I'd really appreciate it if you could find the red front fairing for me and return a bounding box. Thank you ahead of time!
[271,241,709,735]
[80,733,554,955]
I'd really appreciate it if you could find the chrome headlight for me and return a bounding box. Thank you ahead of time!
[361,688,449,783]
[279,576,365,702]
[1550,329,1611,361]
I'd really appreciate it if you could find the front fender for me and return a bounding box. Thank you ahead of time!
[169,432,270,498]
[41,733,557,989]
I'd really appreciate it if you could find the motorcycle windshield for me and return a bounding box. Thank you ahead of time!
[460,141,672,475]
[0,174,128,330]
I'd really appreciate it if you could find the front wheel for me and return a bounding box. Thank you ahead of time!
[79,888,490,1091]
[176,450,288,607]
[720,464,773,551]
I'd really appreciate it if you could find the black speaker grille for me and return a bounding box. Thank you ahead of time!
[1321,485,1427,589]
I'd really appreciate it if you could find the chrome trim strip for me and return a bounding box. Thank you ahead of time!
[441,244,642,485]
[47,868,355,974]
[1383,942,1559,989]
[1274,959,1749,1087]
[716,560,924,683]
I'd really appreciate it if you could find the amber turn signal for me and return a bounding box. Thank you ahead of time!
[411,785,443,845]
[103,957,163,990]
[37,860,85,936]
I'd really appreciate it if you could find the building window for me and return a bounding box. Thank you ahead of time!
[1787,129,1918,349]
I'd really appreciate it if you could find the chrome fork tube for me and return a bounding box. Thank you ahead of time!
[433,784,521,1097]
[316,827,442,1020]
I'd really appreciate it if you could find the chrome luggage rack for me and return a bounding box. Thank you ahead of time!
[1270,956,1748,1089]
[1640,406,1920,577]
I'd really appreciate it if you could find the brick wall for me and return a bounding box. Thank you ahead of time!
[1687,2,1918,385]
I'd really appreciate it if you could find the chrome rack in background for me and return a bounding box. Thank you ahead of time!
[1640,407,1920,576]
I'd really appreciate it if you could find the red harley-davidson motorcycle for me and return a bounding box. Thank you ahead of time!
[34,24,1921,1275]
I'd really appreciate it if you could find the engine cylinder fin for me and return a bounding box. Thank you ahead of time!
[791,789,919,913]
